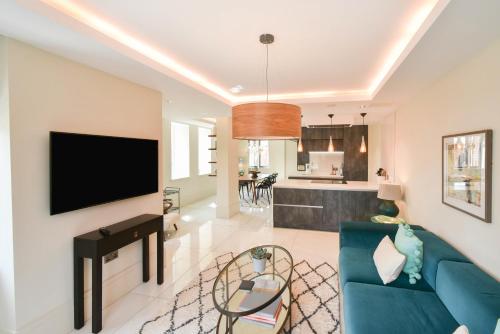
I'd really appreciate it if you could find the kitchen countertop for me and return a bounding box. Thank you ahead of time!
[274,179,379,191]
[288,174,344,180]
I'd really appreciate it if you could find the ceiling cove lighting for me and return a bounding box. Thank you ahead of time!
[232,34,301,140]
[368,0,448,96]
[360,112,367,153]
[38,0,447,104]
[328,114,335,152]
[39,0,233,103]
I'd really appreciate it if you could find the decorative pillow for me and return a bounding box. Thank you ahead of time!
[371,215,406,224]
[373,236,406,285]
[452,325,469,334]
[395,224,423,284]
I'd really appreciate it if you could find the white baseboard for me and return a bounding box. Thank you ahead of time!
[14,260,154,334]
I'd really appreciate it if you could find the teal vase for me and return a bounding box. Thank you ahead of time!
[378,200,399,217]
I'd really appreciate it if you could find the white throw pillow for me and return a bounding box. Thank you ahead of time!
[373,236,406,284]
[453,325,469,334]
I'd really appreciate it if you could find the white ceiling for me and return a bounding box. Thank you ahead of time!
[0,0,230,121]
[13,0,450,105]
[60,0,438,96]
[1,1,500,124]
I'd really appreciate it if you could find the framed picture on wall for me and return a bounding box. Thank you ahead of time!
[442,130,492,223]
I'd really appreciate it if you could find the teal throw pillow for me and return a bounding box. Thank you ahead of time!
[394,224,423,284]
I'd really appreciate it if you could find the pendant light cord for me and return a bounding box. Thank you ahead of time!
[266,44,269,102]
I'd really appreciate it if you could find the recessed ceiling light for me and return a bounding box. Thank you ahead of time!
[230,85,244,94]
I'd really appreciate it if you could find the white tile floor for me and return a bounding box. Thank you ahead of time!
[72,196,340,333]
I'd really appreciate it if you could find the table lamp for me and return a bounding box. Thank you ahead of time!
[377,183,402,217]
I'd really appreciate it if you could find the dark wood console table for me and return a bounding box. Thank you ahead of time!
[74,214,164,333]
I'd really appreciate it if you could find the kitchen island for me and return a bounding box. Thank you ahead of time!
[273,180,380,232]
[288,173,344,181]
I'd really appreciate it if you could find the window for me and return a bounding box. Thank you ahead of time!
[248,140,269,168]
[198,127,212,175]
[171,122,190,180]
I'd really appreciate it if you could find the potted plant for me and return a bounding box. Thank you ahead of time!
[251,247,268,273]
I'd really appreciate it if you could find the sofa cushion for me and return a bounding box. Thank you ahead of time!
[339,221,424,250]
[340,247,433,291]
[414,231,470,289]
[395,224,424,284]
[436,261,500,334]
[373,236,406,284]
[343,282,459,334]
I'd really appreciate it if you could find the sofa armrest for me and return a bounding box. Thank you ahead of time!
[339,221,424,250]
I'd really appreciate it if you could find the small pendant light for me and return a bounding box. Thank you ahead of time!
[360,112,367,153]
[297,115,304,152]
[328,114,334,152]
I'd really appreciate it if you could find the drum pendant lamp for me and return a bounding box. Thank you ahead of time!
[232,34,301,140]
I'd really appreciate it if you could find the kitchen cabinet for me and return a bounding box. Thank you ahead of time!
[297,125,368,180]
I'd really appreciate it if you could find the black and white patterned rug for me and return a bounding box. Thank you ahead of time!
[139,252,340,333]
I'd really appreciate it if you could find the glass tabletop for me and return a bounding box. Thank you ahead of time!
[212,245,293,317]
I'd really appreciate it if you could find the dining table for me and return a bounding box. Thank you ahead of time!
[239,173,271,204]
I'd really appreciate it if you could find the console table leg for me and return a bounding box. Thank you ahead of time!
[157,230,164,284]
[92,257,102,333]
[142,236,150,282]
[74,254,84,329]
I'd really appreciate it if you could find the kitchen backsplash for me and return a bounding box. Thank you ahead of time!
[309,151,344,175]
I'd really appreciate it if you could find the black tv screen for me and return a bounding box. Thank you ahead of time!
[50,132,158,215]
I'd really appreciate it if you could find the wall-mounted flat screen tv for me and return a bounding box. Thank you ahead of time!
[50,132,158,215]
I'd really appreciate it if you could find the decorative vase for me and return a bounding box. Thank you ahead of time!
[378,199,400,217]
[252,258,267,273]
[376,176,386,184]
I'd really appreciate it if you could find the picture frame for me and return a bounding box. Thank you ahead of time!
[442,130,492,223]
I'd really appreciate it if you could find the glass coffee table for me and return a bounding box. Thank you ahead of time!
[212,245,293,334]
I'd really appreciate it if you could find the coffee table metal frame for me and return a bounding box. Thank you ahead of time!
[212,245,293,334]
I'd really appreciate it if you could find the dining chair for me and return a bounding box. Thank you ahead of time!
[256,177,273,203]
[270,173,278,191]
[239,180,250,199]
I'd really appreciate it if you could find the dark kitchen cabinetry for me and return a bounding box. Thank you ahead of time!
[343,125,368,181]
[273,188,380,232]
[297,125,368,181]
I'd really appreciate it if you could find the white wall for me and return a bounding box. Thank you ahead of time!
[393,38,500,279]
[163,120,216,206]
[0,36,17,334]
[4,38,163,333]
[368,123,382,182]
[216,117,239,218]
[380,113,397,182]
[284,140,298,179]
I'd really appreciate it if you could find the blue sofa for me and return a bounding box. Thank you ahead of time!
[339,221,500,334]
